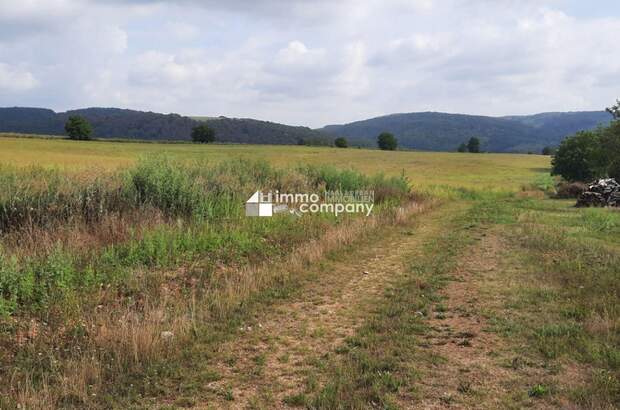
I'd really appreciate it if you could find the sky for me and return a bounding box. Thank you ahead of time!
[0,0,618,128]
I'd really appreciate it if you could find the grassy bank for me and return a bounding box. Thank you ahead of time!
[497,199,620,408]
[306,195,619,408]
[0,156,412,408]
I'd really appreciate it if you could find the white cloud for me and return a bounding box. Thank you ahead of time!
[95,25,128,54]
[271,41,329,74]
[165,21,200,40]
[0,63,38,92]
[0,0,80,22]
[0,0,619,126]
[130,50,221,86]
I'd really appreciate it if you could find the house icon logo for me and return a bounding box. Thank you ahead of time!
[245,191,273,217]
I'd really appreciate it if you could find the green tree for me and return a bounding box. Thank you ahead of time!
[551,130,605,181]
[334,137,348,148]
[191,123,216,143]
[457,143,467,152]
[606,99,620,120]
[600,121,620,167]
[64,116,92,140]
[467,137,480,153]
[542,146,554,155]
[551,101,620,181]
[377,132,398,151]
[608,159,620,180]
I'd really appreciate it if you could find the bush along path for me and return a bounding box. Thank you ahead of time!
[184,195,619,409]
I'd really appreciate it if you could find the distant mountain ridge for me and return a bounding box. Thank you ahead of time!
[320,111,612,152]
[0,106,612,152]
[194,116,329,145]
[0,107,328,145]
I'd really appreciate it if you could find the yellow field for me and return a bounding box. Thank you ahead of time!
[0,134,550,191]
[4,134,618,410]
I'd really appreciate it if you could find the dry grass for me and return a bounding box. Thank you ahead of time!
[0,135,557,408]
[0,134,549,192]
[2,208,165,258]
[204,199,429,319]
[6,197,429,408]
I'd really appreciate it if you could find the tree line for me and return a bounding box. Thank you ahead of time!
[63,115,402,151]
[64,116,218,144]
[551,99,620,182]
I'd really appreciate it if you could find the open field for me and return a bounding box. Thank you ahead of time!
[0,135,618,409]
[2,0,618,408]
[0,134,549,192]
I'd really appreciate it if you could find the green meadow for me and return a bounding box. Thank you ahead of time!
[0,134,549,191]
[0,134,617,409]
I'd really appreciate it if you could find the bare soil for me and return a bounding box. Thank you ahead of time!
[195,206,441,408]
[414,229,588,409]
[190,208,588,409]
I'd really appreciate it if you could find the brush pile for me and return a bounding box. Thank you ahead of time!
[576,178,620,207]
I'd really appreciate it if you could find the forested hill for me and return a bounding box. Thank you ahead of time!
[0,107,329,145]
[0,107,195,140]
[194,116,330,145]
[321,111,612,152]
[0,107,612,152]
[502,111,612,142]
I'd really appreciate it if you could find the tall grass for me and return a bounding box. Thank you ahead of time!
[0,156,415,409]
[480,198,620,407]
[0,156,411,316]
[299,164,411,204]
[581,208,619,233]
[0,166,125,233]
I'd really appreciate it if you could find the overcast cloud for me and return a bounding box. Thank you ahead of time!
[0,0,618,127]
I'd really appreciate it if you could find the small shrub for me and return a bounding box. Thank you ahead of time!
[371,172,410,203]
[124,156,206,218]
[555,181,587,199]
[530,174,555,193]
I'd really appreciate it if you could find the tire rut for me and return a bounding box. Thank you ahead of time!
[414,230,564,409]
[194,204,442,409]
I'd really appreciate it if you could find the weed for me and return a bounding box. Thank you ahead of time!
[528,384,549,397]
[222,388,234,401]
[457,380,472,394]
[283,393,308,407]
